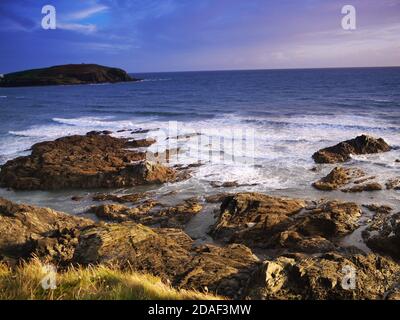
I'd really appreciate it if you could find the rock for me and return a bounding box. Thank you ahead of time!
[89,198,202,228]
[395,159,400,163]
[312,167,365,191]
[312,135,391,164]
[210,181,239,188]
[0,64,138,87]
[0,133,178,190]
[363,204,393,214]
[92,192,153,203]
[341,182,383,193]
[125,138,156,148]
[175,244,261,299]
[211,193,361,253]
[365,212,400,260]
[250,252,400,300]
[386,177,400,190]
[73,223,193,280]
[0,198,92,262]
[71,196,84,201]
[205,193,231,203]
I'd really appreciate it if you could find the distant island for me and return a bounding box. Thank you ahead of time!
[0,64,138,87]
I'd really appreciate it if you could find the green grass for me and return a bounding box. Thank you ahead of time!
[0,259,221,300]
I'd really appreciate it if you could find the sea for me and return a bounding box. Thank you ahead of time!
[0,67,399,241]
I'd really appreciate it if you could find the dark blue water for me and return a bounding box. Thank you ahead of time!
[0,68,399,215]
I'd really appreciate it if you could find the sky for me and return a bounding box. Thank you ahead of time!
[0,0,399,73]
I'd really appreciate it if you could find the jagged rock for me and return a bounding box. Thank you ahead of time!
[211,193,361,253]
[73,223,194,280]
[89,198,202,228]
[313,135,391,164]
[0,133,178,190]
[365,212,400,260]
[386,178,400,190]
[175,244,261,299]
[210,181,239,188]
[341,182,383,193]
[312,167,365,190]
[205,193,231,203]
[0,198,92,262]
[92,192,153,203]
[250,252,400,300]
[125,138,156,148]
[363,204,393,214]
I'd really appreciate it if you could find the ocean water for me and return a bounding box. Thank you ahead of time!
[0,68,399,226]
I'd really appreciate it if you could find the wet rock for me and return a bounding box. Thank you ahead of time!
[312,135,391,164]
[0,133,179,190]
[205,193,232,203]
[71,196,84,201]
[250,252,400,300]
[211,193,361,253]
[0,198,92,261]
[210,181,239,188]
[89,198,202,228]
[365,212,400,260]
[386,177,400,190]
[125,138,156,148]
[363,204,393,215]
[312,167,365,191]
[341,182,383,193]
[92,192,153,203]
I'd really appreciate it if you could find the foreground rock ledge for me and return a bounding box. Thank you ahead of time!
[0,133,178,190]
[1,197,400,300]
[313,135,391,164]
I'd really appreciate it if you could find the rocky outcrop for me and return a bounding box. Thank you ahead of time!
[72,222,262,298]
[312,167,365,190]
[0,133,179,190]
[341,182,383,193]
[0,198,92,263]
[89,197,202,228]
[312,135,391,164]
[386,177,400,190]
[364,212,400,260]
[250,252,400,300]
[0,64,138,87]
[211,193,362,253]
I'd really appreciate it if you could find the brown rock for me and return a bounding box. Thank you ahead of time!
[0,198,92,261]
[312,167,365,191]
[250,252,400,300]
[73,223,194,280]
[312,135,391,164]
[386,177,400,190]
[175,244,261,299]
[0,133,178,190]
[92,192,153,203]
[211,193,361,253]
[341,182,383,193]
[125,138,156,148]
[89,198,202,228]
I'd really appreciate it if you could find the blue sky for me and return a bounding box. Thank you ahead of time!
[0,0,399,73]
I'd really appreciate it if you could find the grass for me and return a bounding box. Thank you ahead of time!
[0,259,221,300]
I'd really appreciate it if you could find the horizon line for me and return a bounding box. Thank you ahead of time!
[131,65,400,74]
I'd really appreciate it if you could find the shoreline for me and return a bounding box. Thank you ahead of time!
[0,130,399,299]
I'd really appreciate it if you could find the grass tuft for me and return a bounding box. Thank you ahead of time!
[0,259,221,300]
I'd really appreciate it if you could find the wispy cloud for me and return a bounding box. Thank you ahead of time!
[66,4,109,21]
[57,22,97,34]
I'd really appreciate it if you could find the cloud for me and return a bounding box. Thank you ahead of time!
[66,4,109,21]
[57,22,97,34]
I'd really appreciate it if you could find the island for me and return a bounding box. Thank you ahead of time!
[0,64,138,87]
